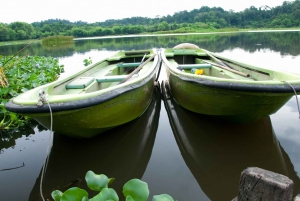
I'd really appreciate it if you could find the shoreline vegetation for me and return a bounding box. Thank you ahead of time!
[0,28,300,47]
[1,1,300,45]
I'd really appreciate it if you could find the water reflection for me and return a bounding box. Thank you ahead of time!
[1,31,300,201]
[0,122,38,154]
[1,32,299,57]
[28,86,161,200]
[162,81,300,200]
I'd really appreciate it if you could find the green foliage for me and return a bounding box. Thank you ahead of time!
[1,1,300,42]
[41,35,74,46]
[83,57,92,66]
[60,187,88,201]
[51,171,175,201]
[123,179,149,201]
[91,188,119,201]
[0,55,64,129]
[85,171,109,191]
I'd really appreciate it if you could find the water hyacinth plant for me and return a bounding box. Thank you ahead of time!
[51,171,175,201]
[0,55,64,129]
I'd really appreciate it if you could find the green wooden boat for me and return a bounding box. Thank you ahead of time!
[5,49,161,138]
[161,43,300,123]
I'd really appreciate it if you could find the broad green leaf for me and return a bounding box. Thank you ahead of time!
[152,194,174,201]
[85,171,108,191]
[123,179,149,201]
[82,196,89,201]
[51,190,63,201]
[90,188,119,201]
[60,187,89,201]
[126,195,135,201]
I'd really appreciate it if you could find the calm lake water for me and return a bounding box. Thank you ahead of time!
[1,31,300,201]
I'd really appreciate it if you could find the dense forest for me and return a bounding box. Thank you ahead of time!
[0,0,299,41]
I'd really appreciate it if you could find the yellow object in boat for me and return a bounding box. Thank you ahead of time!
[195,69,203,75]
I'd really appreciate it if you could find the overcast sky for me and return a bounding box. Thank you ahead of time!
[2,0,286,24]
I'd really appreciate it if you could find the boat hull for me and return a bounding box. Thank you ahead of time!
[168,73,293,123]
[29,77,155,138]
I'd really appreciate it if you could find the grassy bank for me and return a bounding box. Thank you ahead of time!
[0,39,42,46]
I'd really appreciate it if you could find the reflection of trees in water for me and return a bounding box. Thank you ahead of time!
[0,121,45,153]
[0,32,299,57]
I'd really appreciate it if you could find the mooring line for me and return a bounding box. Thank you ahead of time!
[283,81,300,120]
[37,91,54,201]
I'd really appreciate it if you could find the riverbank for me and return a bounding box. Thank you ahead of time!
[1,28,300,47]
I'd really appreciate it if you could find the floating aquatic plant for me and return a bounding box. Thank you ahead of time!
[51,170,175,201]
[0,55,64,129]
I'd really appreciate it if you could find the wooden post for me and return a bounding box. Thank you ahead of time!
[233,167,294,201]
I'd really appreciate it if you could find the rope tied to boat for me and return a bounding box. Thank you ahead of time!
[282,81,300,120]
[37,90,54,201]
[37,90,48,106]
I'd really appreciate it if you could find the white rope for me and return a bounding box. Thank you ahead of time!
[37,90,54,201]
[283,81,300,120]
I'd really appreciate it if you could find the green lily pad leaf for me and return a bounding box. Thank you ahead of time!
[126,195,136,201]
[152,194,174,201]
[51,190,63,201]
[82,196,89,201]
[123,179,149,201]
[90,188,119,201]
[85,171,109,191]
[60,187,89,201]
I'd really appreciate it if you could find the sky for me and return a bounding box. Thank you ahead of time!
[1,0,287,24]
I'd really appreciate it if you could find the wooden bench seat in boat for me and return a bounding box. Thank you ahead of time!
[117,62,141,68]
[177,64,212,69]
[96,75,128,82]
[66,77,95,89]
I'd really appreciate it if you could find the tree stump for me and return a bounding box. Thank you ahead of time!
[236,167,294,201]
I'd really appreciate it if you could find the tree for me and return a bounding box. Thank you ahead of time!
[8,22,35,39]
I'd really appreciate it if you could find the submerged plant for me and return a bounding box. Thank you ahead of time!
[51,170,175,201]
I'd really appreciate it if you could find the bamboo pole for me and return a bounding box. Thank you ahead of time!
[118,54,156,84]
[202,60,250,77]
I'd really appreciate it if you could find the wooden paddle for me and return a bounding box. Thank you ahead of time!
[118,54,156,84]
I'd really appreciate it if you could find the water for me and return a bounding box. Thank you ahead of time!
[1,31,300,201]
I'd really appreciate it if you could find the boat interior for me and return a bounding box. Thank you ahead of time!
[169,53,272,81]
[51,53,155,95]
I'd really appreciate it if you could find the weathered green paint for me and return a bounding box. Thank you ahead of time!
[33,78,155,138]
[169,73,292,123]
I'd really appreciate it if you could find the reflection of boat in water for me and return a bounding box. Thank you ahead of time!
[161,81,300,201]
[29,86,161,200]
